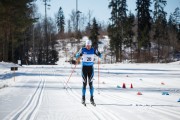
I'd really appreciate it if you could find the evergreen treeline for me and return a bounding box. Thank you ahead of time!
[0,0,180,64]
[0,0,59,64]
[108,0,180,63]
[0,0,36,63]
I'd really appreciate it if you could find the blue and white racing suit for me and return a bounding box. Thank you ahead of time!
[76,47,101,97]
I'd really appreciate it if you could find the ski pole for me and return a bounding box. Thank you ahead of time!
[65,62,77,87]
[98,57,100,94]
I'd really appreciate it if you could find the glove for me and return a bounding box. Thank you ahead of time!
[75,53,80,59]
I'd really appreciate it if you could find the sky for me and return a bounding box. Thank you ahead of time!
[36,0,180,23]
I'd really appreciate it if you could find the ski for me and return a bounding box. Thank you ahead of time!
[91,102,96,106]
[82,102,86,106]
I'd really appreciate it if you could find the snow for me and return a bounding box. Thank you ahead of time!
[0,62,20,89]
[0,36,180,120]
[0,60,180,120]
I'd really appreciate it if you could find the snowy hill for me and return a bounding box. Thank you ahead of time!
[56,36,112,64]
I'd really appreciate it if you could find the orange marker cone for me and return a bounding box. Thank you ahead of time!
[137,92,142,95]
[122,83,126,88]
[130,83,133,88]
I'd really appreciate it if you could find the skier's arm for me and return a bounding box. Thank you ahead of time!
[75,48,83,64]
[94,49,102,58]
[75,48,83,59]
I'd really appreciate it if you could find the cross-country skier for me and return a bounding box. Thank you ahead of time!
[76,39,102,106]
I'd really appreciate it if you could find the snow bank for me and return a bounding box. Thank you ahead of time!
[0,62,20,89]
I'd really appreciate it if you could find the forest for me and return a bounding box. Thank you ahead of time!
[0,0,180,64]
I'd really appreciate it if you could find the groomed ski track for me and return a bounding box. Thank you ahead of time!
[0,63,180,120]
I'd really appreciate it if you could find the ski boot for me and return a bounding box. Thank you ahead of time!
[82,96,86,106]
[90,96,96,106]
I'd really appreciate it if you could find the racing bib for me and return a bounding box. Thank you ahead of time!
[82,54,94,62]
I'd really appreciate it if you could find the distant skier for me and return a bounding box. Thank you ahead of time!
[76,40,102,106]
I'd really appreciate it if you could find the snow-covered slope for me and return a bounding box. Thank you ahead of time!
[0,37,180,120]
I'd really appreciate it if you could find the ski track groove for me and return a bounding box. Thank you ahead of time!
[68,67,180,120]
[67,84,120,119]
[8,69,45,120]
[27,77,45,120]
[70,70,134,120]
[102,91,180,119]
[54,68,120,120]
[70,88,120,120]
[5,67,178,120]
[97,71,180,116]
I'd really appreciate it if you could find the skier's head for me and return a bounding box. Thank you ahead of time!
[85,40,92,50]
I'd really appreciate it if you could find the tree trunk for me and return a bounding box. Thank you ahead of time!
[11,33,14,62]
[116,46,119,62]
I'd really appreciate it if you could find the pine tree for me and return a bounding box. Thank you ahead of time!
[173,7,180,45]
[0,0,36,62]
[153,0,167,62]
[89,18,100,49]
[108,0,119,62]
[108,24,116,63]
[56,7,65,38]
[124,12,135,61]
[168,8,180,52]
[136,0,152,62]
[108,0,127,62]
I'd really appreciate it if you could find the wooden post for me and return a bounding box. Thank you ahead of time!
[13,67,16,82]
[11,67,18,82]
